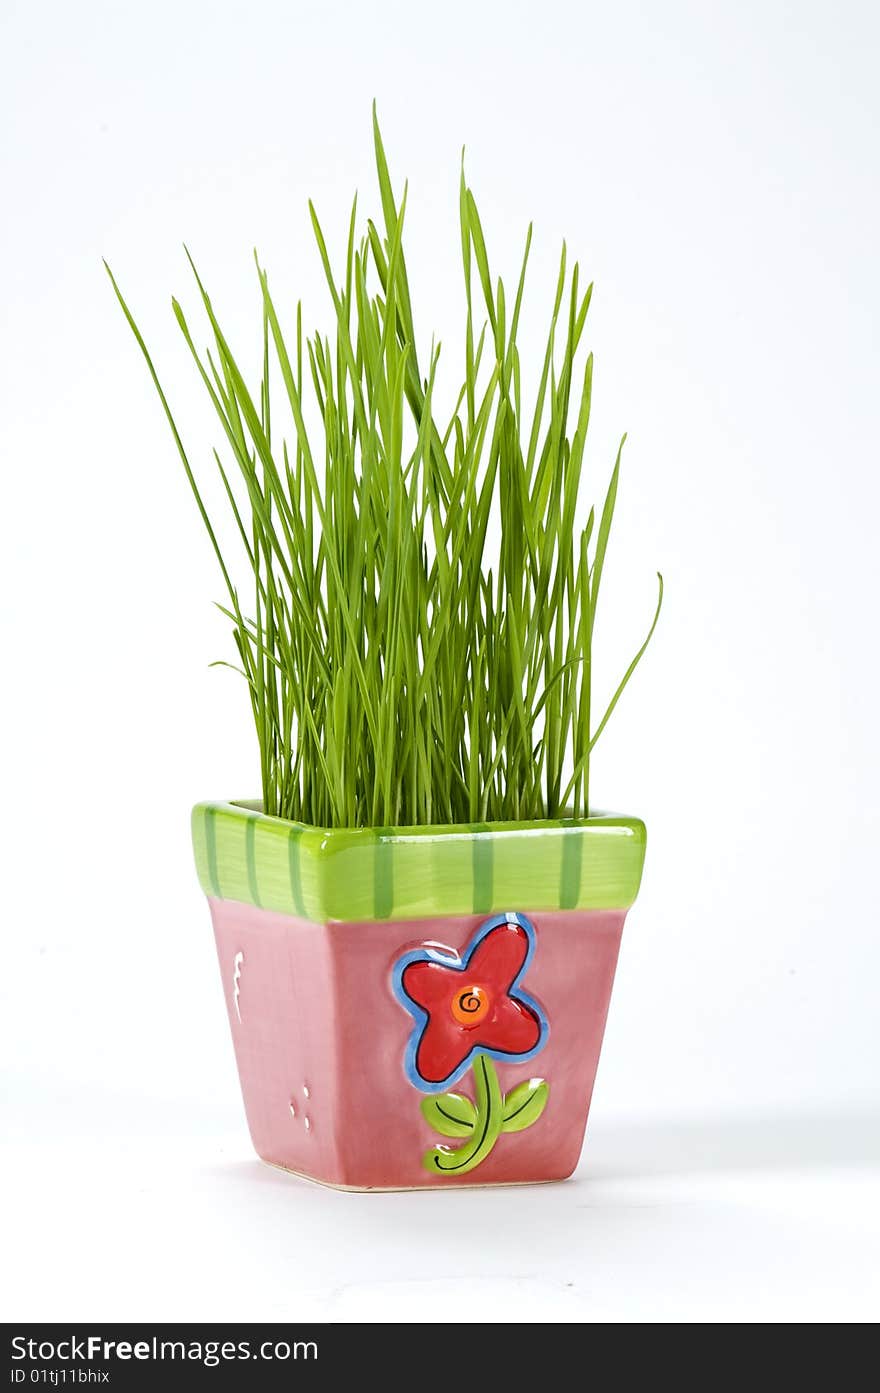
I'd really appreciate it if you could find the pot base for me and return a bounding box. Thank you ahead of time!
[264,1158,567,1193]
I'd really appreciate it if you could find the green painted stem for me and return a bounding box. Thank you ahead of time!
[424,1054,504,1177]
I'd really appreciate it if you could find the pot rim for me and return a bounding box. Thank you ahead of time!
[192,799,647,922]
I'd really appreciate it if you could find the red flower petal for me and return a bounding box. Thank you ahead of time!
[475,992,542,1058]
[401,958,457,1012]
[415,1010,472,1084]
[467,919,531,992]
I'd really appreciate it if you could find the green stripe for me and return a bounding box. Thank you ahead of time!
[287,827,306,917]
[190,802,647,921]
[244,817,261,907]
[374,831,394,919]
[205,807,221,898]
[471,827,493,913]
[560,828,582,909]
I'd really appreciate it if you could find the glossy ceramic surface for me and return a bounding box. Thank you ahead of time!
[192,801,646,920]
[194,801,646,1190]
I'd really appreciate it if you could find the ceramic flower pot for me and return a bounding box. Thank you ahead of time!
[192,801,646,1190]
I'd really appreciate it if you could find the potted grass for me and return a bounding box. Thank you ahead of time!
[107,110,662,1190]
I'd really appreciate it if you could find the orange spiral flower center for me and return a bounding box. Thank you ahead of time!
[451,984,490,1026]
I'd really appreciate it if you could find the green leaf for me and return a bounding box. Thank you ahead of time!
[590,572,664,752]
[501,1078,549,1133]
[421,1092,477,1138]
[589,436,624,638]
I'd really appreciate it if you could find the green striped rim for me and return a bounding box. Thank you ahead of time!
[191,801,647,923]
[244,816,261,907]
[560,828,582,909]
[373,831,394,920]
[287,827,306,918]
[204,806,221,897]
[471,825,494,914]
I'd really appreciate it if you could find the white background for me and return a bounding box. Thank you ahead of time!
[2,0,878,1323]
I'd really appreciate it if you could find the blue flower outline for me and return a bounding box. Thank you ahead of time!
[391,911,549,1094]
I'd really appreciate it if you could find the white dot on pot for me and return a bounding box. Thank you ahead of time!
[289,1102,296,1119]
[304,1117,311,1132]
[303,1083,311,1099]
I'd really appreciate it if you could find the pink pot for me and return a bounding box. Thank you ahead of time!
[193,802,646,1190]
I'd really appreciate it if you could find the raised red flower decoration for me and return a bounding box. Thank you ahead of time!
[393,913,548,1091]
